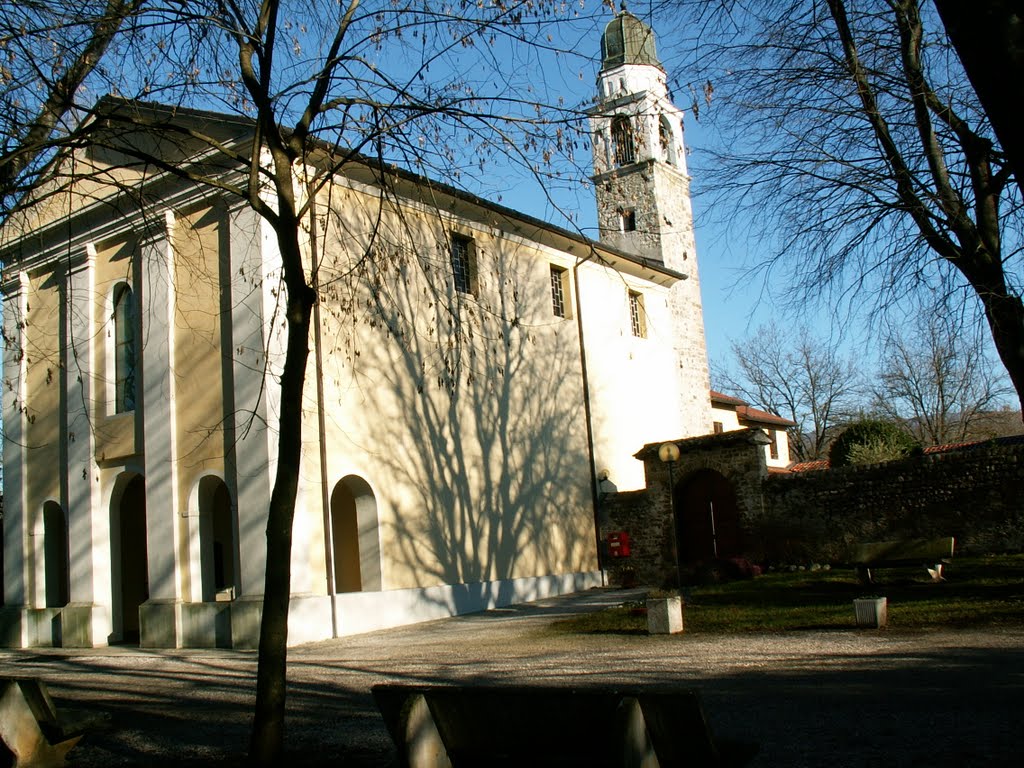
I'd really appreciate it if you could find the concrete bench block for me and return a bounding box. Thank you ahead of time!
[0,679,80,768]
[646,597,683,634]
[372,684,753,767]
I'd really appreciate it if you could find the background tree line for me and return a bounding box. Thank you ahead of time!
[715,310,1016,463]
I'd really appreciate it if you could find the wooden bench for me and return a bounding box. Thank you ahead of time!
[852,536,955,584]
[0,677,108,768]
[372,683,757,767]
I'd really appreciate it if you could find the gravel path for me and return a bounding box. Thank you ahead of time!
[2,588,1023,766]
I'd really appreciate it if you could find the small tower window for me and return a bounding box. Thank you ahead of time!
[659,116,676,166]
[113,282,137,413]
[611,116,635,166]
[549,265,570,318]
[620,208,637,232]
[628,290,646,338]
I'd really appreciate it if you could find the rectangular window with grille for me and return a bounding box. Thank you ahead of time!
[550,265,569,318]
[450,233,476,295]
[713,421,724,434]
[628,289,646,338]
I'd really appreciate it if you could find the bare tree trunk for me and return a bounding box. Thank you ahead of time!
[978,288,1024,420]
[248,226,316,767]
[934,1,1024,202]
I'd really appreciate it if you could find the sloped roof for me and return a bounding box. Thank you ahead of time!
[2,96,687,288]
[710,390,746,407]
[710,389,796,428]
[737,404,797,428]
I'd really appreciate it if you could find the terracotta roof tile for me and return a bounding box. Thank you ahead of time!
[736,404,797,428]
[709,390,747,406]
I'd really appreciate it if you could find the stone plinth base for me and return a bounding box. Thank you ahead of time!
[647,596,683,634]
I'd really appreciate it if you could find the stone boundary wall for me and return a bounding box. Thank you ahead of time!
[758,440,1024,563]
[600,430,770,586]
[598,490,653,583]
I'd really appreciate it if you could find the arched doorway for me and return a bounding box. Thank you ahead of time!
[111,474,148,643]
[329,476,381,593]
[675,469,742,565]
[198,476,236,601]
[42,501,70,607]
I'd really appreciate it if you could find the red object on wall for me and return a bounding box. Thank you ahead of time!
[607,531,631,558]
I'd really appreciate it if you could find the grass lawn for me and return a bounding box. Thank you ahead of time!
[550,554,1024,635]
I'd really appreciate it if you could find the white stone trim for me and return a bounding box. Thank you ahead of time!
[140,211,182,607]
[64,243,104,622]
[3,272,30,610]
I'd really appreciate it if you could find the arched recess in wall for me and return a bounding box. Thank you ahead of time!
[674,469,742,565]
[109,472,148,643]
[197,475,238,601]
[42,501,70,608]
[611,115,635,166]
[329,475,382,593]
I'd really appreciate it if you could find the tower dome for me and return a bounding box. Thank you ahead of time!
[600,9,662,71]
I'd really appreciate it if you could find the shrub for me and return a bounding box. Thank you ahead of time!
[829,419,919,466]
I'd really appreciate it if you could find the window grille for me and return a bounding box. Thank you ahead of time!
[628,290,646,338]
[550,265,568,318]
[451,234,476,295]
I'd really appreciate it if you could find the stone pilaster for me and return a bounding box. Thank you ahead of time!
[1,272,30,645]
[139,212,184,647]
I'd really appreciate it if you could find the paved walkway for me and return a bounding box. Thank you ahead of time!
[3,588,1023,766]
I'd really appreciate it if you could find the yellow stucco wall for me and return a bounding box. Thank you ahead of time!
[302,180,597,591]
[172,205,228,497]
[23,272,62,569]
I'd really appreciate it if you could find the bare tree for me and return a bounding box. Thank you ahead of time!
[715,323,861,461]
[872,313,1012,446]
[934,1,1024,202]
[665,0,1024,417]
[12,1,594,764]
[0,0,144,208]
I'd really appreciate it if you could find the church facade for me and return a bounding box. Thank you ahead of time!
[0,12,713,648]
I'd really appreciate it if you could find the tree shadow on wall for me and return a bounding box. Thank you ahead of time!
[316,198,595,606]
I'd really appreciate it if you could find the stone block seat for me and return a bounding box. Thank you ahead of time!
[372,682,757,767]
[851,536,956,584]
[0,677,110,768]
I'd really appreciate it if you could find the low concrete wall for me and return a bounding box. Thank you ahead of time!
[331,571,604,639]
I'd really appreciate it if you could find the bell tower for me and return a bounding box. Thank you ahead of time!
[589,9,711,436]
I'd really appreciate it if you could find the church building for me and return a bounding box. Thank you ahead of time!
[1,12,713,648]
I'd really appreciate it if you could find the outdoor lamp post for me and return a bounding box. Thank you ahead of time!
[658,441,685,594]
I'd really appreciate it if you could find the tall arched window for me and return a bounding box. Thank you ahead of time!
[611,116,635,166]
[113,283,137,413]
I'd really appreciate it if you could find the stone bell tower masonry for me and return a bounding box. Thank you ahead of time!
[589,10,712,436]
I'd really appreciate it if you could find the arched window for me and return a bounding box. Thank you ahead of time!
[113,283,137,413]
[611,116,635,166]
[659,116,676,166]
